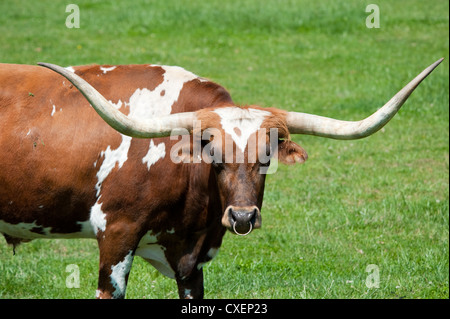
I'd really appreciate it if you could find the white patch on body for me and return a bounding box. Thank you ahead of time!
[94,134,131,197]
[135,230,175,278]
[90,199,107,235]
[110,250,134,298]
[127,66,192,119]
[100,66,117,74]
[142,139,166,170]
[109,99,123,110]
[51,105,56,116]
[213,107,271,152]
[149,64,206,84]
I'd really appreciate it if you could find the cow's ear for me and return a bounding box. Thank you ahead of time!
[276,140,308,165]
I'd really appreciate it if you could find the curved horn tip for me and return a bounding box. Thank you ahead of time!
[285,58,444,139]
[429,57,444,69]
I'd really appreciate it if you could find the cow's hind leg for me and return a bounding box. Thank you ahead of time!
[95,224,141,299]
[176,268,204,299]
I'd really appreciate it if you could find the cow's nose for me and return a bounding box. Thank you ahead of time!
[227,206,260,235]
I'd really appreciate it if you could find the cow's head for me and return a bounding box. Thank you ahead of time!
[38,59,443,235]
[192,106,308,235]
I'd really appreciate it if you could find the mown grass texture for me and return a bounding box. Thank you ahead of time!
[0,0,448,298]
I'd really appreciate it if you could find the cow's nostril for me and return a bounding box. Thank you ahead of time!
[228,207,236,222]
[229,207,256,224]
[251,208,258,223]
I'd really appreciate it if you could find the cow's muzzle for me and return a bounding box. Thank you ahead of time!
[222,206,261,236]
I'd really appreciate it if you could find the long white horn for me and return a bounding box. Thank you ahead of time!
[38,62,196,138]
[286,58,443,139]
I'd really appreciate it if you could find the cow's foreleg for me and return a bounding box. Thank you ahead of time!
[176,268,204,299]
[95,227,139,299]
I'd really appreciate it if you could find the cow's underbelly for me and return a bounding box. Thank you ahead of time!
[134,230,221,280]
[135,230,175,279]
[0,219,96,240]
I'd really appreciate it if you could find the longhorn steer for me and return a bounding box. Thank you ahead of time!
[0,58,442,298]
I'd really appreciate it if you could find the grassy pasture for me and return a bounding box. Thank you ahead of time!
[0,0,448,299]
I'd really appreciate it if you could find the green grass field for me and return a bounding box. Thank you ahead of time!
[0,0,448,299]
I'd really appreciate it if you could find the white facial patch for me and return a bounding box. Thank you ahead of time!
[110,250,134,298]
[213,107,271,152]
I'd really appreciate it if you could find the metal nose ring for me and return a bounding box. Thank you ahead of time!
[232,221,253,236]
